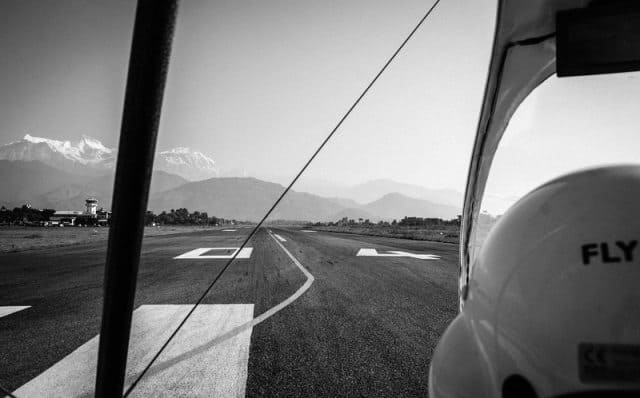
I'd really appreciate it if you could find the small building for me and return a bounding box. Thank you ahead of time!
[95,207,111,226]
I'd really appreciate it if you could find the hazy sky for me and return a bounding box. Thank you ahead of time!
[0,0,494,189]
[0,1,133,145]
[485,70,640,213]
[1,0,639,213]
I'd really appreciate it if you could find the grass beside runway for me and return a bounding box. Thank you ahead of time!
[0,225,246,253]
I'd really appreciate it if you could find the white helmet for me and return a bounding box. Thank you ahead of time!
[430,165,640,398]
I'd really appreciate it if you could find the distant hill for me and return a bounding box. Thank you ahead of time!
[148,171,190,194]
[281,177,463,208]
[148,177,346,221]
[148,178,459,222]
[325,197,361,209]
[347,179,462,207]
[1,160,462,222]
[39,170,187,210]
[0,160,187,210]
[0,160,93,207]
[361,192,459,220]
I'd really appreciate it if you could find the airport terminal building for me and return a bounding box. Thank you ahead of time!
[49,198,111,226]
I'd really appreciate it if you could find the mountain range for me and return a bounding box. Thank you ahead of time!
[282,177,462,207]
[0,160,187,210]
[0,135,461,221]
[0,134,219,181]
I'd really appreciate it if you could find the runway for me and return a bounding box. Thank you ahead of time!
[0,227,459,396]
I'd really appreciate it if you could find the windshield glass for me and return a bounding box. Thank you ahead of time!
[0,0,496,396]
[471,70,640,262]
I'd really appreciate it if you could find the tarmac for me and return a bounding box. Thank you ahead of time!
[0,227,459,396]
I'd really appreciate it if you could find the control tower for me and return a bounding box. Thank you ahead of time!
[85,198,98,216]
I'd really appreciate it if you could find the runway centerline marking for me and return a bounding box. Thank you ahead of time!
[357,248,441,260]
[222,229,236,232]
[174,247,253,259]
[0,306,30,318]
[273,234,287,242]
[15,304,254,397]
[300,230,316,233]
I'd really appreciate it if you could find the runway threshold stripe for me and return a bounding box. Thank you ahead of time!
[0,306,30,318]
[14,304,254,397]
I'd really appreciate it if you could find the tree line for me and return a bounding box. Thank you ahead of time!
[0,205,55,225]
[0,204,238,226]
[308,215,462,228]
[144,208,238,226]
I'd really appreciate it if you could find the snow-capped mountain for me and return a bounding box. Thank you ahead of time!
[155,147,219,181]
[0,134,115,174]
[0,134,218,180]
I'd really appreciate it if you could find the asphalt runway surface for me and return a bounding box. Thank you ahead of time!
[0,227,459,396]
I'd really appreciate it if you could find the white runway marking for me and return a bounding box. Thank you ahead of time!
[135,231,315,378]
[19,231,315,397]
[174,247,253,259]
[245,232,313,325]
[273,234,287,242]
[356,248,441,260]
[0,306,30,318]
[222,229,236,232]
[14,304,254,397]
[300,230,316,233]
